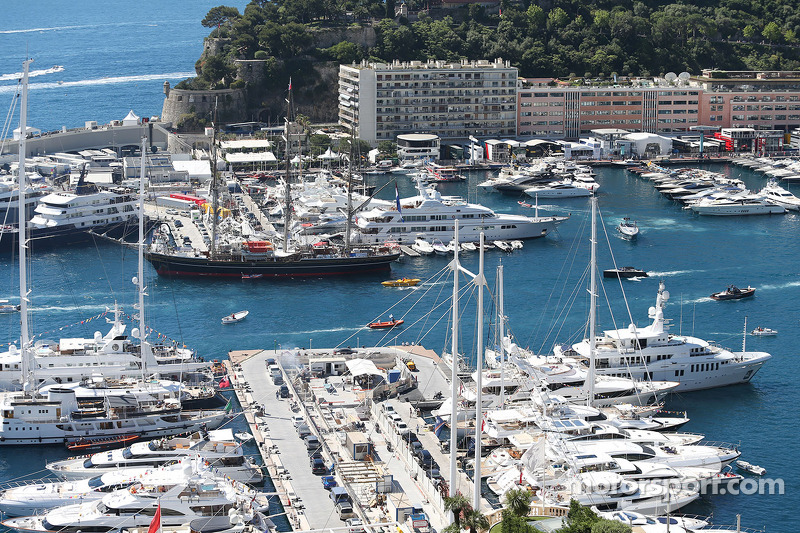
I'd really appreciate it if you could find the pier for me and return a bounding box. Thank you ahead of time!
[224,345,493,533]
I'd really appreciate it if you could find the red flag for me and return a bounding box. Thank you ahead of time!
[218,376,230,389]
[148,504,161,533]
[288,77,292,91]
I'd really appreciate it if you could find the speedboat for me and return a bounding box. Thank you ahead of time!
[460,242,477,252]
[603,266,647,278]
[381,278,421,287]
[368,318,404,329]
[760,180,800,210]
[410,236,434,255]
[0,299,20,313]
[710,285,755,301]
[736,460,766,475]
[617,217,639,239]
[222,310,249,324]
[751,327,777,336]
[523,180,592,198]
[494,240,512,252]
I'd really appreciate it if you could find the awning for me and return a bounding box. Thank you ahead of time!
[225,152,277,163]
[345,359,383,376]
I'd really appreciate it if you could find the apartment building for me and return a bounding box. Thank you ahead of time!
[338,59,518,145]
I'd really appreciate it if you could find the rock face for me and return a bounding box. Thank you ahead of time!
[161,88,247,127]
[309,26,376,49]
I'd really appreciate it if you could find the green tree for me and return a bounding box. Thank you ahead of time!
[500,510,535,533]
[590,521,631,533]
[503,488,532,518]
[526,5,545,29]
[462,508,490,533]
[324,41,364,64]
[555,500,599,533]
[378,140,396,155]
[762,22,782,42]
[202,6,241,28]
[200,55,232,87]
[444,493,472,528]
[743,24,757,39]
[386,0,396,19]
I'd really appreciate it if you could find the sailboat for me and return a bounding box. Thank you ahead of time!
[0,70,226,445]
[144,87,400,277]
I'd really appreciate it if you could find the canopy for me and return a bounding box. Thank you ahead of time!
[345,358,383,377]
[220,139,272,150]
[225,152,277,163]
[318,147,340,160]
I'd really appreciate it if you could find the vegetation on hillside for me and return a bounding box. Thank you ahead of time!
[172,0,800,127]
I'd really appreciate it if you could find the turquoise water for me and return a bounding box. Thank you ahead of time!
[0,2,796,529]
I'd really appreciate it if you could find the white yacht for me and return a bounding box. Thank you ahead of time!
[760,180,800,210]
[0,305,210,391]
[353,179,568,244]
[689,195,785,215]
[555,281,771,392]
[26,176,139,246]
[523,180,593,198]
[46,429,263,483]
[2,461,257,533]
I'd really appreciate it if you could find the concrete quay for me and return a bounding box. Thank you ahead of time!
[224,345,493,533]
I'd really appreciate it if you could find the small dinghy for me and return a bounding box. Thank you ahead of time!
[368,318,404,329]
[493,240,511,252]
[751,327,777,336]
[235,431,254,442]
[510,240,523,250]
[222,310,249,324]
[382,278,421,287]
[0,300,20,313]
[617,217,639,239]
[460,242,477,252]
[736,460,766,476]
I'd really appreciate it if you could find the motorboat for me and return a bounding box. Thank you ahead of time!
[234,432,254,442]
[352,177,568,244]
[0,299,20,313]
[47,429,263,483]
[460,242,477,252]
[3,460,257,533]
[751,327,777,336]
[368,318,404,329]
[241,273,263,279]
[381,278,421,287]
[493,240,512,252]
[736,460,766,475]
[410,236,434,255]
[689,195,786,215]
[617,217,639,238]
[603,266,647,279]
[760,180,800,210]
[222,310,249,324]
[523,180,593,198]
[555,281,771,392]
[510,240,523,250]
[432,239,451,255]
[710,285,755,301]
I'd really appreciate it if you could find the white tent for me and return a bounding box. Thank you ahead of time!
[317,147,340,160]
[345,359,383,377]
[122,110,140,126]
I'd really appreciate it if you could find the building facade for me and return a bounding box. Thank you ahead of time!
[339,59,517,145]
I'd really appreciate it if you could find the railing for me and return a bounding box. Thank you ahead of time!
[0,476,61,490]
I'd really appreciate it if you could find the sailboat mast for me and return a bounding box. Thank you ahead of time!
[472,232,485,510]
[282,83,294,253]
[18,59,31,391]
[344,131,354,253]
[587,196,597,406]
[449,220,460,498]
[210,100,219,260]
[137,137,148,381]
[497,263,505,406]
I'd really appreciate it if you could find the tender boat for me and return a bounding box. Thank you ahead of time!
[0,299,20,313]
[410,236,434,255]
[381,278,421,287]
[493,240,512,252]
[460,242,477,252]
[241,273,263,280]
[603,266,648,278]
[66,434,140,452]
[751,327,777,336]
[710,285,755,300]
[368,318,404,329]
[617,217,639,238]
[222,310,249,324]
[234,431,254,442]
[736,460,766,475]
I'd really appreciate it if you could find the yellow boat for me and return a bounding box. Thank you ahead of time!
[381,277,421,287]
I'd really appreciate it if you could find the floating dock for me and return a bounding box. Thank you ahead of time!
[224,345,494,532]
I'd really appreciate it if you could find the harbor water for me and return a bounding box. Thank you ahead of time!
[0,1,797,529]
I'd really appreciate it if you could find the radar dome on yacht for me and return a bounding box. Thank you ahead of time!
[131,327,140,339]
[94,331,102,341]
[628,323,636,332]
[648,306,656,318]
[662,290,670,301]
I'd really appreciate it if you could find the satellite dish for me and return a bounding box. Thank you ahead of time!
[678,72,690,81]
[665,72,678,83]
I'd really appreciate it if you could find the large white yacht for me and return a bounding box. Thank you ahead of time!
[2,460,257,533]
[688,194,785,215]
[47,429,262,483]
[353,179,568,244]
[555,281,771,392]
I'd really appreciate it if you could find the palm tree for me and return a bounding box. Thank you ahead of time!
[444,493,472,528]
[462,508,490,533]
[503,488,532,517]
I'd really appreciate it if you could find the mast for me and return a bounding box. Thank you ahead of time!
[497,263,505,407]
[472,232,485,510]
[343,130,354,253]
[18,59,32,392]
[587,196,597,407]
[282,82,294,253]
[448,220,460,498]
[210,100,219,259]
[135,137,149,381]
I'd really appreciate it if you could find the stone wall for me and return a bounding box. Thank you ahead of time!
[310,26,376,49]
[161,87,247,127]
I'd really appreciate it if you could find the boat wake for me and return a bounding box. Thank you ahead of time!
[646,269,700,277]
[0,72,195,93]
[0,24,90,34]
[29,304,108,313]
[0,66,64,82]
[758,280,800,290]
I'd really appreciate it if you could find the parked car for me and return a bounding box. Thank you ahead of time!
[321,475,337,490]
[291,414,305,427]
[279,384,289,398]
[310,456,327,474]
[297,423,311,439]
[336,501,355,519]
[345,518,365,533]
[304,435,321,452]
